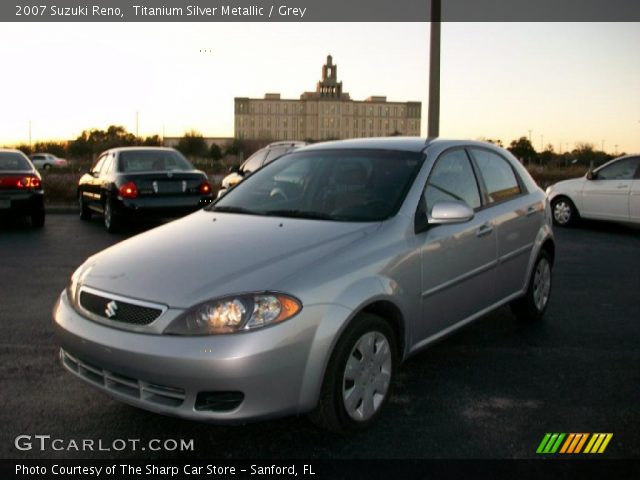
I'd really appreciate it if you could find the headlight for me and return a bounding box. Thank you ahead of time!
[164,293,302,335]
[67,262,93,306]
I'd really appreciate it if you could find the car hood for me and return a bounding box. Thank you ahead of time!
[549,176,585,193]
[81,210,379,308]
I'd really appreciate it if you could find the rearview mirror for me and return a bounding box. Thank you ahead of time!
[429,200,474,225]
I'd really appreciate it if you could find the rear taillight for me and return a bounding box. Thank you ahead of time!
[118,181,138,199]
[17,176,41,189]
[199,181,212,195]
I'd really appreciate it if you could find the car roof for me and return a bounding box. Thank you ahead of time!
[297,137,503,154]
[106,146,177,154]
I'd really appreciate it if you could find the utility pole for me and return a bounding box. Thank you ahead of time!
[427,0,441,138]
[528,130,532,143]
[28,120,32,148]
[601,139,605,152]
[540,134,544,151]
[614,144,619,155]
[135,112,139,137]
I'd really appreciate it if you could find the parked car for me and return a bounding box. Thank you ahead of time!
[546,154,640,226]
[30,153,69,171]
[0,149,45,227]
[54,138,554,432]
[77,147,213,232]
[218,141,307,198]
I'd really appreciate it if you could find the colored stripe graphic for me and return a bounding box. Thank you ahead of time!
[537,433,565,454]
[538,433,612,454]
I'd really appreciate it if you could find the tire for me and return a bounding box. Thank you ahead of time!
[31,210,45,228]
[43,164,52,171]
[103,198,120,233]
[310,313,397,433]
[551,197,578,227]
[78,193,91,221]
[511,250,552,322]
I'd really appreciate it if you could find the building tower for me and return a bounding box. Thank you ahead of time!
[317,55,343,98]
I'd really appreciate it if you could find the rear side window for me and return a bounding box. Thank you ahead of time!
[470,148,522,203]
[424,149,481,212]
[0,152,32,171]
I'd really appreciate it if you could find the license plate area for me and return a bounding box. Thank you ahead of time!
[152,181,186,194]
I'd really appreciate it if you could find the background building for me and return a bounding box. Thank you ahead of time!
[235,55,421,141]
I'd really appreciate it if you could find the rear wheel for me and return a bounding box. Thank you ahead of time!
[511,250,552,322]
[78,193,91,221]
[31,210,45,228]
[310,313,396,433]
[43,164,52,171]
[103,198,120,233]
[551,197,578,227]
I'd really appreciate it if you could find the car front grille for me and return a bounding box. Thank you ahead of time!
[61,349,186,408]
[79,289,163,325]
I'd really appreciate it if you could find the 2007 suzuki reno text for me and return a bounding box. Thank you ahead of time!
[54,138,554,432]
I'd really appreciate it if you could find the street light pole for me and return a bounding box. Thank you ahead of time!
[427,0,441,138]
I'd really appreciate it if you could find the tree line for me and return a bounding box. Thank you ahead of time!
[11,127,623,169]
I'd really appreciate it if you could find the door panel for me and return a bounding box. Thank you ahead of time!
[581,180,630,220]
[630,179,640,223]
[418,210,497,341]
[417,148,496,341]
[581,158,639,221]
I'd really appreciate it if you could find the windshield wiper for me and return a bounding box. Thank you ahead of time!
[209,205,261,215]
[262,209,336,220]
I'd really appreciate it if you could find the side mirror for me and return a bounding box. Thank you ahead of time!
[586,170,595,180]
[429,200,474,225]
[228,165,240,174]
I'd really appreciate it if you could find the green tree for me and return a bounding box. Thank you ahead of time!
[68,125,137,157]
[142,135,162,146]
[508,137,537,164]
[209,143,222,160]
[176,131,208,157]
[33,141,67,157]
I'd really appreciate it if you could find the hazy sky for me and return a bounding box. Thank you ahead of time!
[1,22,638,153]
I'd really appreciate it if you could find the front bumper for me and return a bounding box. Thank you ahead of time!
[52,290,341,423]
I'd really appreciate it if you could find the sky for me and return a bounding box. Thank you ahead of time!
[1,22,638,153]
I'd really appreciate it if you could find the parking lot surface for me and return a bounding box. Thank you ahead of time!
[1,215,638,459]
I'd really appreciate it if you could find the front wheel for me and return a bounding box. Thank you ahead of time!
[551,197,578,227]
[511,250,552,322]
[310,314,396,433]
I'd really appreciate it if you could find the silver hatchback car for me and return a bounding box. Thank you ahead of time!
[54,138,554,432]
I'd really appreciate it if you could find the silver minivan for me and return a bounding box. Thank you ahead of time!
[54,138,554,432]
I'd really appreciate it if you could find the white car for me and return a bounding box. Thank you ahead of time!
[30,153,69,171]
[546,155,640,226]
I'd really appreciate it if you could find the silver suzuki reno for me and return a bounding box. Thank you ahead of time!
[54,138,554,432]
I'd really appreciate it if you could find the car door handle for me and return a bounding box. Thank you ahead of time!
[617,184,628,189]
[525,205,537,217]
[476,223,493,238]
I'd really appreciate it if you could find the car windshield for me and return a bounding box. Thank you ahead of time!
[0,152,31,171]
[118,150,193,172]
[210,149,424,222]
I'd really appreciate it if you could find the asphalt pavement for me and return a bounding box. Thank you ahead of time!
[0,214,638,460]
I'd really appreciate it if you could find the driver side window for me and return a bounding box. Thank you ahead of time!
[424,149,481,214]
[596,158,640,180]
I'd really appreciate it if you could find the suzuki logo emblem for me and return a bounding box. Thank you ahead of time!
[105,300,118,318]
